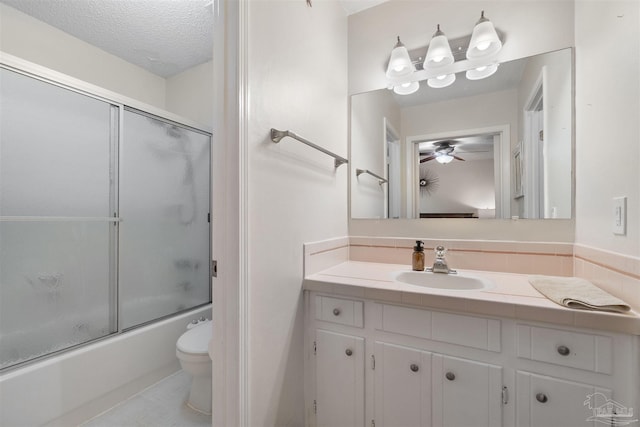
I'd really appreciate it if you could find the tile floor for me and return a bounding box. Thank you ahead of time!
[82,370,211,427]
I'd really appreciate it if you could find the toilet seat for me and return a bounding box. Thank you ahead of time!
[177,321,211,354]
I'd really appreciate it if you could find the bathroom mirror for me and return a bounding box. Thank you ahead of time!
[350,48,572,220]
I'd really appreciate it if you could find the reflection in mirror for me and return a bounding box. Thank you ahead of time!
[350,48,572,220]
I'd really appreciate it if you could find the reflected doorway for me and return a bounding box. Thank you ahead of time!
[407,125,511,219]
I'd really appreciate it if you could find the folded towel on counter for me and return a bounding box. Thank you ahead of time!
[528,275,631,313]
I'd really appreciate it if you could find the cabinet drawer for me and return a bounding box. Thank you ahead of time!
[516,371,612,427]
[517,324,612,374]
[316,296,364,328]
[375,304,501,352]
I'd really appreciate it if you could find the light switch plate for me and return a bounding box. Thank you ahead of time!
[613,197,627,235]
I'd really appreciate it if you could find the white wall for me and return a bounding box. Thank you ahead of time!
[246,1,348,425]
[574,0,640,257]
[419,159,495,215]
[348,0,575,95]
[351,88,400,218]
[166,60,214,128]
[347,0,576,241]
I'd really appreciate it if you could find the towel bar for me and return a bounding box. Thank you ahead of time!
[270,128,348,168]
[356,168,388,185]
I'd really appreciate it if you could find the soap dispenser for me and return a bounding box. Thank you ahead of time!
[412,240,425,271]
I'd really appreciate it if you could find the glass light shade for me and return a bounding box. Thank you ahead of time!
[386,37,413,79]
[436,154,454,164]
[466,63,499,80]
[393,80,419,95]
[424,26,454,69]
[427,73,456,89]
[466,14,502,59]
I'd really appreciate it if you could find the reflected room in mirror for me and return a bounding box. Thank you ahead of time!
[350,48,572,220]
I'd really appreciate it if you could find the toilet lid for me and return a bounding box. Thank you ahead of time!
[177,321,212,354]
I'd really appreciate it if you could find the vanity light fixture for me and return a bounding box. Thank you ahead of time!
[393,80,420,95]
[385,36,413,79]
[385,12,502,91]
[466,11,502,59]
[427,73,456,89]
[424,24,454,69]
[466,63,499,80]
[435,154,454,164]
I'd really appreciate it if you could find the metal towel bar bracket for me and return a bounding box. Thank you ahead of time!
[356,168,388,185]
[270,128,348,168]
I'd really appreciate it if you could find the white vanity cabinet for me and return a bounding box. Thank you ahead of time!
[516,371,611,427]
[514,323,632,427]
[432,354,503,427]
[311,295,366,427]
[305,291,638,427]
[374,341,432,427]
[315,329,365,427]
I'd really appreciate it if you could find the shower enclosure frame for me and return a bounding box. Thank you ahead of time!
[0,52,213,372]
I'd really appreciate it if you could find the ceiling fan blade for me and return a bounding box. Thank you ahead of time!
[456,148,492,153]
[453,155,466,161]
[420,155,436,163]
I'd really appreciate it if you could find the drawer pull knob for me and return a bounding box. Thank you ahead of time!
[345,348,353,356]
[333,308,341,316]
[557,345,570,356]
[536,393,548,403]
[445,372,455,381]
[410,364,419,372]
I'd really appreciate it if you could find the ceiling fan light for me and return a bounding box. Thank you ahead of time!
[466,11,502,60]
[427,73,456,88]
[386,36,414,79]
[424,25,454,69]
[393,80,420,95]
[466,63,499,80]
[436,154,454,164]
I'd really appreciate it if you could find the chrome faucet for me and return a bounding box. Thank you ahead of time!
[426,245,457,274]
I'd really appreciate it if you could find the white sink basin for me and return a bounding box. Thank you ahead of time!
[391,270,494,291]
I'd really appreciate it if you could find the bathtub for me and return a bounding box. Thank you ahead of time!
[0,303,211,427]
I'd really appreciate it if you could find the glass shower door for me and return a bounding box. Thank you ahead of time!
[0,68,117,369]
[119,109,210,329]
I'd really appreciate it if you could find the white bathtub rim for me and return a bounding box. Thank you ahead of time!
[0,303,212,381]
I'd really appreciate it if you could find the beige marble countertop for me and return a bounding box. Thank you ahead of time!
[304,261,640,335]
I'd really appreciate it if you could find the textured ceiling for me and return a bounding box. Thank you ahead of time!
[2,0,214,78]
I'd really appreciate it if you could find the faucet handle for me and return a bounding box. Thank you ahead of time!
[435,245,446,258]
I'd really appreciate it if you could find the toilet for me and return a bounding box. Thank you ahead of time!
[176,320,212,414]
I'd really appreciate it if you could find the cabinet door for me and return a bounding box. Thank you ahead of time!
[516,371,612,427]
[374,342,432,427]
[433,354,503,427]
[315,329,365,427]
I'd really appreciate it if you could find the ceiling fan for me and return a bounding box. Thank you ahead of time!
[419,141,466,164]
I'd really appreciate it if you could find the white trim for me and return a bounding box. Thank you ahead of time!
[0,52,211,133]
[238,0,250,424]
[406,125,511,219]
[383,117,400,219]
[523,69,546,219]
[211,0,249,425]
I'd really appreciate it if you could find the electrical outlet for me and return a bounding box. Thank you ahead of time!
[613,197,627,235]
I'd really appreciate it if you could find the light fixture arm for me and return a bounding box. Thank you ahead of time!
[476,10,489,25]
